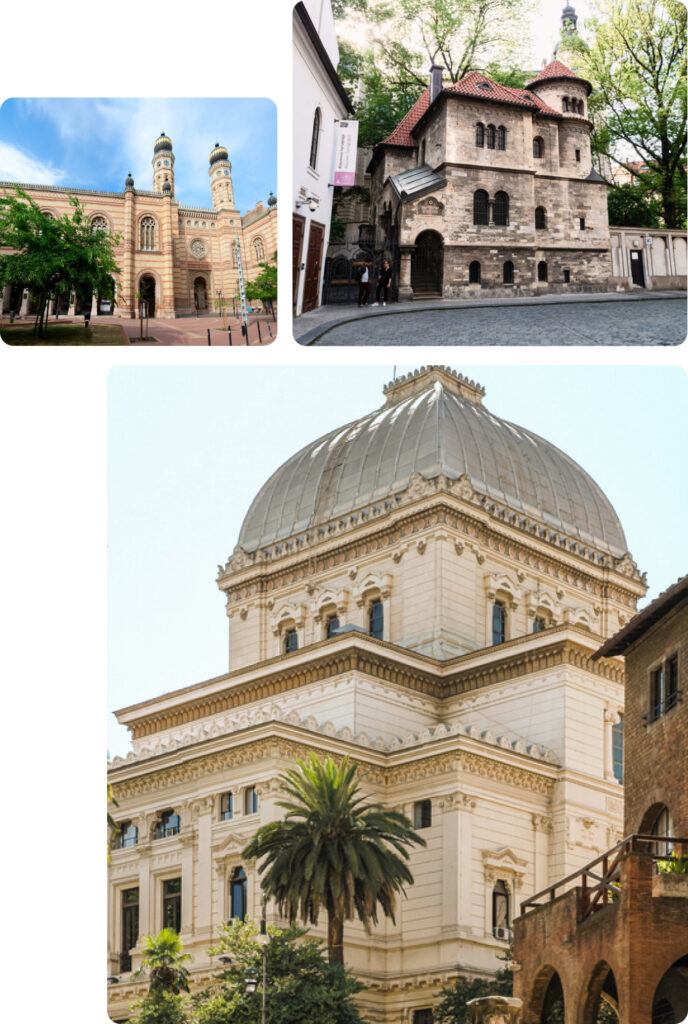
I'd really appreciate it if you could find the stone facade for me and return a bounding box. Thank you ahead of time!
[367,61,613,300]
[107,367,649,1023]
[609,227,687,291]
[0,133,277,319]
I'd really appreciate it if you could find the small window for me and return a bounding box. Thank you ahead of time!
[220,792,233,821]
[469,260,481,284]
[117,822,139,849]
[563,97,569,112]
[140,216,156,251]
[563,269,571,283]
[503,260,514,284]
[533,616,546,633]
[284,628,298,653]
[419,138,426,165]
[497,126,506,151]
[538,260,548,282]
[473,189,489,226]
[476,123,485,148]
[612,714,623,783]
[651,666,664,720]
[533,137,543,159]
[309,107,321,169]
[666,655,678,711]
[576,149,581,163]
[369,599,383,639]
[121,888,139,971]
[412,1012,433,1024]
[91,215,107,233]
[153,810,180,839]
[535,206,547,230]
[493,191,509,226]
[230,866,247,920]
[414,800,432,829]
[244,786,259,815]
[486,125,496,149]
[162,878,181,932]
[492,602,506,645]
[253,236,265,261]
[579,217,586,230]
[492,879,510,934]
[326,614,340,638]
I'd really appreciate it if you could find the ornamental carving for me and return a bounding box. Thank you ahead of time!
[190,239,207,258]
[417,196,445,216]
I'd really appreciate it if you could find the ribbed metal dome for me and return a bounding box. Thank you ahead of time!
[154,132,173,153]
[209,143,229,166]
[237,367,628,558]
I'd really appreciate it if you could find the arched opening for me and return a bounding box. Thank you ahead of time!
[473,189,489,226]
[139,216,156,251]
[527,966,565,1024]
[535,206,547,230]
[582,961,620,1024]
[469,260,481,284]
[497,126,506,150]
[230,866,247,920]
[533,137,544,159]
[538,261,548,282]
[503,260,514,284]
[411,230,443,295]
[139,274,156,318]
[494,191,509,226]
[653,956,688,1024]
[486,124,496,149]
[476,122,485,147]
[193,276,208,311]
[369,598,384,639]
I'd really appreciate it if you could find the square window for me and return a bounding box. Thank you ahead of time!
[414,799,432,829]
[579,218,586,230]
[563,269,571,283]
[576,149,581,162]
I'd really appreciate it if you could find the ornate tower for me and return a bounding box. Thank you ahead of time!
[152,132,175,196]
[208,144,236,210]
[561,3,578,33]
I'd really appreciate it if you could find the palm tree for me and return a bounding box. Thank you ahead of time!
[242,754,426,964]
[134,928,191,994]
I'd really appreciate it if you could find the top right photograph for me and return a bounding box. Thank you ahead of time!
[292,0,686,346]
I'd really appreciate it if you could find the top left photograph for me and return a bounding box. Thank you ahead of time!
[0,97,277,346]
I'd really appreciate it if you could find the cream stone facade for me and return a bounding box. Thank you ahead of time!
[107,367,647,1023]
[0,133,277,319]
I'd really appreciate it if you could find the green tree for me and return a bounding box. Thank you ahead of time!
[338,41,425,147]
[242,754,426,964]
[333,0,369,16]
[0,187,121,337]
[193,919,367,1024]
[134,928,191,995]
[571,0,687,227]
[607,182,662,227]
[129,989,189,1024]
[434,943,512,1023]
[245,250,277,316]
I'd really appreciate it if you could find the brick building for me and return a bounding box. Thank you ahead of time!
[366,58,609,301]
[512,575,688,1024]
[0,132,277,319]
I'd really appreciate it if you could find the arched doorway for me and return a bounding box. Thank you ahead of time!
[653,955,688,1023]
[582,962,619,1023]
[541,972,565,1023]
[193,276,208,312]
[411,230,443,296]
[527,966,565,1024]
[139,275,156,318]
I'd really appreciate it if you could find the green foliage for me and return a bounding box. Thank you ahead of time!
[574,0,687,228]
[338,42,425,148]
[129,988,189,1024]
[194,919,367,1024]
[245,250,277,307]
[329,217,346,243]
[242,754,425,963]
[607,182,663,227]
[135,929,192,995]
[332,0,369,18]
[434,943,512,1023]
[483,64,528,89]
[657,854,688,874]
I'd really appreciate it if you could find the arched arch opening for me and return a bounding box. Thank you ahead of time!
[476,122,485,147]
[581,961,620,1024]
[486,124,496,149]
[473,189,489,226]
[538,260,548,283]
[494,190,509,226]
[526,966,565,1024]
[535,206,547,230]
[253,236,265,262]
[138,274,156,318]
[541,971,565,1023]
[230,866,247,920]
[533,137,544,159]
[497,125,506,150]
[411,229,443,295]
[193,276,208,311]
[503,260,514,284]
[469,260,481,284]
[653,956,688,1024]
[139,216,156,251]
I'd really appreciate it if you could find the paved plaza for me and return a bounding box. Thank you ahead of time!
[1,312,276,346]
[295,292,686,346]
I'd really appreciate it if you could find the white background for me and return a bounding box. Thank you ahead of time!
[0,1,685,1020]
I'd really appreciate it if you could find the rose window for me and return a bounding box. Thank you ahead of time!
[190,239,207,258]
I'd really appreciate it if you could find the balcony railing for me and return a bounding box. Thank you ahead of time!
[520,833,687,922]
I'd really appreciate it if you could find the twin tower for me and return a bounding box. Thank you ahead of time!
[149,131,235,210]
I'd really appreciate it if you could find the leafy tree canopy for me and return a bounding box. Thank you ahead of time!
[129,988,189,1024]
[434,943,512,1023]
[607,182,662,228]
[245,250,277,307]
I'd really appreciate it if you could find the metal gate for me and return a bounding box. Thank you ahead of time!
[411,231,443,295]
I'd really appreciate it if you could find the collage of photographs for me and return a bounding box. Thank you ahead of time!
[1,2,686,1024]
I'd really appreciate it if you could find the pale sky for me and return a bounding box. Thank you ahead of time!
[108,364,688,759]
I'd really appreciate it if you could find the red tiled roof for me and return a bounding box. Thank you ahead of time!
[445,71,562,117]
[525,59,591,94]
[380,88,430,147]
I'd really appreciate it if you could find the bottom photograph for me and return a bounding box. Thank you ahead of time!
[107,365,687,1024]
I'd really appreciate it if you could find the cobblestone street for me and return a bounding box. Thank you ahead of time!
[295,292,686,346]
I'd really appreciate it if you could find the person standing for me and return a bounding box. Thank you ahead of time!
[357,261,371,306]
[372,259,392,306]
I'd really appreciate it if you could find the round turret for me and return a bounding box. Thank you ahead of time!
[209,143,230,168]
[125,172,134,190]
[208,143,235,211]
[268,192,277,207]
[154,132,173,154]
[152,133,175,196]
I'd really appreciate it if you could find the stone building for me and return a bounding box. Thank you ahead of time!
[0,132,277,319]
[107,366,648,1023]
[366,59,610,300]
[513,575,688,1024]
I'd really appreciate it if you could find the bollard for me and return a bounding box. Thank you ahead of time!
[207,328,211,346]
[257,320,262,344]
[228,325,232,346]
[267,323,272,339]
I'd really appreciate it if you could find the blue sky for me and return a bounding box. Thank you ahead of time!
[108,364,688,759]
[0,98,276,212]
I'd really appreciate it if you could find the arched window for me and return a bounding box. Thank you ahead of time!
[469,260,481,284]
[244,786,259,815]
[538,260,548,282]
[486,124,496,149]
[91,215,107,232]
[230,867,247,920]
[475,123,485,148]
[492,602,506,644]
[220,792,233,820]
[369,599,384,639]
[309,107,321,169]
[563,97,569,112]
[497,126,506,151]
[494,191,509,226]
[492,880,510,935]
[533,137,544,159]
[326,614,340,638]
[473,189,489,226]
[535,206,547,229]
[503,260,514,284]
[116,822,139,849]
[140,216,156,251]
[153,810,180,839]
[284,628,298,653]
[253,236,265,262]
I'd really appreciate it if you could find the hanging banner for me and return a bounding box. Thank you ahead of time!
[333,120,359,186]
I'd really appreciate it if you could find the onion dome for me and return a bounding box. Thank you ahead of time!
[125,172,134,189]
[162,180,172,193]
[267,192,277,207]
[209,142,230,167]
[154,132,173,154]
[238,366,628,557]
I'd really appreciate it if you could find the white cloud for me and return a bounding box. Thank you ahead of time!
[0,141,66,185]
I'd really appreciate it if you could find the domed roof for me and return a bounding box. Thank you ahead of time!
[154,132,173,153]
[238,367,627,557]
[209,143,229,166]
